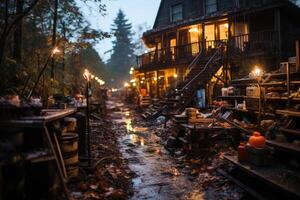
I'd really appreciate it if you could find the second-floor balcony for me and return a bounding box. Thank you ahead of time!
[137,30,279,71]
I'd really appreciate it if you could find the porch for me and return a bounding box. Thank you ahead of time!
[137,30,279,71]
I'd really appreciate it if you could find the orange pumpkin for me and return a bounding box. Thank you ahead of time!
[249,131,266,148]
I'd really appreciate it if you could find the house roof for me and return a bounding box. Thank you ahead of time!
[143,0,299,38]
[153,0,164,29]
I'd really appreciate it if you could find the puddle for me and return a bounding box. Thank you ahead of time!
[110,102,204,200]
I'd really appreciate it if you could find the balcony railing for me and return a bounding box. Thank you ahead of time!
[137,30,279,70]
[231,30,278,53]
[137,42,203,70]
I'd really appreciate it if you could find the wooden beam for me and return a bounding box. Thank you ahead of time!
[296,40,300,72]
[213,73,226,84]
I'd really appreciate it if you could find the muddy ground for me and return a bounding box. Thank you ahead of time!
[70,98,244,200]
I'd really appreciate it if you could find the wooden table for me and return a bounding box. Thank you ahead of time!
[179,123,237,152]
[0,108,76,200]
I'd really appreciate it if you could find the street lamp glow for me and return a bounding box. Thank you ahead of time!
[173,74,178,78]
[130,67,134,71]
[83,69,91,81]
[124,82,130,87]
[252,66,263,78]
[129,70,133,75]
[51,47,60,55]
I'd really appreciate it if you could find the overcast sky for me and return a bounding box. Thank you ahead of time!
[77,0,161,62]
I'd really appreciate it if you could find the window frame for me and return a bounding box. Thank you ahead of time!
[170,3,183,22]
[205,0,218,14]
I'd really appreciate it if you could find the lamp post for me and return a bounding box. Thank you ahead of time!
[83,68,91,166]
[251,66,263,130]
[27,47,60,100]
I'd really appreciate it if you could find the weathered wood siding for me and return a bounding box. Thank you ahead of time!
[154,0,203,29]
[153,0,288,29]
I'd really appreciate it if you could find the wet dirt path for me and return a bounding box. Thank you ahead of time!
[109,100,203,200]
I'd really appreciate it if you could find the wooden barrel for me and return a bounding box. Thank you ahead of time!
[63,117,77,133]
[60,133,79,179]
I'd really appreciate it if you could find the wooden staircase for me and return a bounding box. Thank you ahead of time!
[142,42,226,120]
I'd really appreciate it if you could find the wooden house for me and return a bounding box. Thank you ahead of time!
[135,0,300,107]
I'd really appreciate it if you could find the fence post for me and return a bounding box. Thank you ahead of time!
[296,40,300,72]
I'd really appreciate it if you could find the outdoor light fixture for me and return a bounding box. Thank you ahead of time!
[251,66,264,131]
[133,82,137,87]
[51,47,61,56]
[189,27,199,33]
[83,69,91,81]
[223,23,229,29]
[130,79,136,83]
[124,82,130,87]
[154,77,157,81]
[129,70,133,75]
[252,66,263,78]
[140,81,144,84]
[174,74,178,78]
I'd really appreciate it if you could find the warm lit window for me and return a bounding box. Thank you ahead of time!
[170,4,183,22]
[206,0,217,14]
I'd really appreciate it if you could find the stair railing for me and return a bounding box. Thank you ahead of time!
[179,41,226,92]
[187,44,204,72]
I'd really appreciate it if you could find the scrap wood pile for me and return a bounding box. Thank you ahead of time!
[69,117,133,200]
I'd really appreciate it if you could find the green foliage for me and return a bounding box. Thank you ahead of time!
[81,44,109,81]
[0,0,110,97]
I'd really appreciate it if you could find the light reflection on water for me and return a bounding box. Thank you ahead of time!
[125,113,148,147]
[126,117,133,132]
[115,108,204,200]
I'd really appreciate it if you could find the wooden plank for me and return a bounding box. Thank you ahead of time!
[276,110,300,117]
[224,155,300,198]
[53,133,67,179]
[23,108,76,123]
[217,169,266,200]
[43,126,70,200]
[266,140,300,154]
[224,107,275,117]
[0,108,76,128]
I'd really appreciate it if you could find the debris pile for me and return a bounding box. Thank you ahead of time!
[69,116,133,200]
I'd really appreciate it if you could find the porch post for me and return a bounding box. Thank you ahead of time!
[296,40,300,72]
[156,70,160,98]
[274,8,281,66]
[225,17,233,87]
[202,23,206,52]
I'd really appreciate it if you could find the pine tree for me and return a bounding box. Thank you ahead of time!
[108,9,135,86]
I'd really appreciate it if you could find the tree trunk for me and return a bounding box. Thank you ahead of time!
[51,0,58,80]
[0,0,40,67]
[13,0,24,67]
[0,0,9,67]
